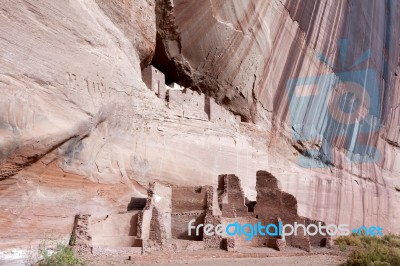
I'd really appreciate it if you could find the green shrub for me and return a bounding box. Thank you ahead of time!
[335,234,363,247]
[39,243,85,266]
[339,242,348,252]
[336,234,400,266]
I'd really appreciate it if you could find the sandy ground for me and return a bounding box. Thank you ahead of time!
[0,246,349,265]
[86,247,348,266]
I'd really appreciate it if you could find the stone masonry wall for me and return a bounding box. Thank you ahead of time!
[254,171,298,224]
[203,186,223,248]
[167,88,208,120]
[172,186,207,213]
[171,186,208,240]
[218,174,249,218]
[142,65,239,127]
[208,98,240,127]
[71,214,92,255]
[171,212,205,240]
[142,65,166,99]
[253,170,311,251]
[137,182,172,251]
[305,218,332,248]
[136,172,330,253]
[221,217,268,247]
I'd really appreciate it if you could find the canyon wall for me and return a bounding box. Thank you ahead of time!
[151,0,400,237]
[0,0,399,263]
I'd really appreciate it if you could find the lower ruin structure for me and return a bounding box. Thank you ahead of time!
[71,170,332,256]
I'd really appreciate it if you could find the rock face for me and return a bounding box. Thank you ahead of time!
[0,0,399,263]
[152,0,400,234]
[154,0,400,175]
[0,0,158,262]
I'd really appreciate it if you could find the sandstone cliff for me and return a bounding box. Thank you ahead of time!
[0,0,399,263]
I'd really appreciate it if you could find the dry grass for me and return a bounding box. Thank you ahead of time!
[335,234,400,266]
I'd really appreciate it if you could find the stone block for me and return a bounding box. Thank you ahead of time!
[222,238,235,251]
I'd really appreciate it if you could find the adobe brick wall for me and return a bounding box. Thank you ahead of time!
[208,98,238,128]
[142,65,240,128]
[167,88,208,120]
[142,65,166,99]
[166,89,184,117]
[208,98,222,122]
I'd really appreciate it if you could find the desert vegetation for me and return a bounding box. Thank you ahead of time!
[335,234,400,265]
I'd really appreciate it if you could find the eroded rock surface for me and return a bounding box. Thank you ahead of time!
[154,0,400,176]
[0,0,399,264]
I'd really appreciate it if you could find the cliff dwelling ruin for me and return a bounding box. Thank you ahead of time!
[142,65,242,125]
[2,0,400,265]
[71,171,332,257]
